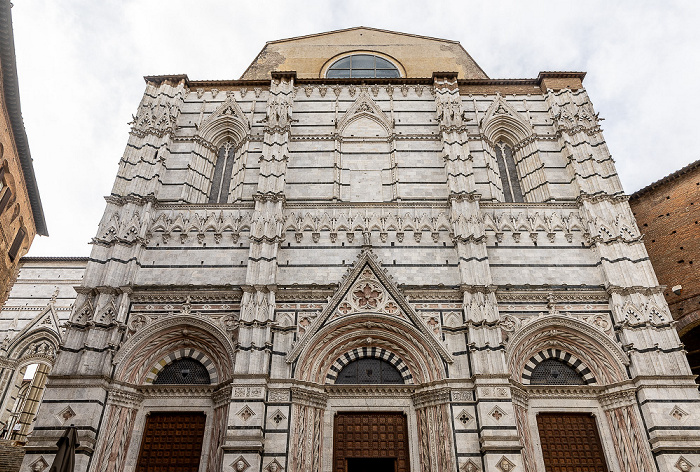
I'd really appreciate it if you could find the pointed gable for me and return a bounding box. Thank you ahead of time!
[286,249,452,364]
[480,93,534,143]
[337,90,393,136]
[242,26,487,80]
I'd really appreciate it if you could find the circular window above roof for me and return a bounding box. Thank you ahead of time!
[326,54,401,78]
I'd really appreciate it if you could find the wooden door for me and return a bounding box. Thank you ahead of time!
[135,412,206,472]
[537,412,608,472]
[333,412,409,472]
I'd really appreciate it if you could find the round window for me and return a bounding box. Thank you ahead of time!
[326,54,400,79]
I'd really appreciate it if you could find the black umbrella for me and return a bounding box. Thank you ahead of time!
[49,425,80,472]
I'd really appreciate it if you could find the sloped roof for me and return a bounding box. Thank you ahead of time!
[630,158,700,200]
[0,0,47,236]
[241,26,488,80]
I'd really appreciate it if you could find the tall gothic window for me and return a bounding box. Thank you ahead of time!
[495,141,524,203]
[208,142,236,203]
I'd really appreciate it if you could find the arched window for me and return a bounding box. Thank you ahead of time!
[335,358,404,384]
[529,358,585,385]
[153,358,211,385]
[208,141,236,203]
[495,140,524,203]
[326,54,400,78]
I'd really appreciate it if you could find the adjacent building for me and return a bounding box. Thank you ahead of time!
[0,0,48,306]
[630,159,700,380]
[2,27,698,472]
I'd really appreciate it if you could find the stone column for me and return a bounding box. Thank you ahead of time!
[227,71,295,467]
[289,387,326,472]
[434,72,522,470]
[549,88,700,469]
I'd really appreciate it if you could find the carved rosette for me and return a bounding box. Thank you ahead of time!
[333,268,404,319]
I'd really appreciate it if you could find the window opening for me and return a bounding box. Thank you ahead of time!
[335,358,404,384]
[8,227,26,261]
[530,358,585,385]
[0,188,12,215]
[208,141,235,203]
[153,358,211,385]
[495,141,524,203]
[3,363,50,442]
[327,54,400,78]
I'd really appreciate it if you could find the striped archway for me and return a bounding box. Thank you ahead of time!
[143,348,219,385]
[522,348,596,385]
[326,347,413,385]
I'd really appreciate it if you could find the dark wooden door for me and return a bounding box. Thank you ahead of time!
[537,412,608,472]
[333,412,408,472]
[135,412,206,472]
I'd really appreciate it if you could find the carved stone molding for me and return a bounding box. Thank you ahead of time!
[291,386,328,409]
[412,387,450,409]
[324,385,415,398]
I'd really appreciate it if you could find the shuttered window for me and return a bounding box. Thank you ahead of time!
[8,227,25,261]
[0,188,11,215]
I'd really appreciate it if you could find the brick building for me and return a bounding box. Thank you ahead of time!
[629,159,700,380]
[0,0,48,306]
[1,27,698,472]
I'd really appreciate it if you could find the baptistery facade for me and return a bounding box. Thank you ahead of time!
[8,27,700,472]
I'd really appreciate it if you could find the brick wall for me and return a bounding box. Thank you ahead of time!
[0,439,25,472]
[629,162,700,332]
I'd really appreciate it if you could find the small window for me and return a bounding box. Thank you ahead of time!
[530,358,585,385]
[153,358,211,385]
[0,188,11,215]
[8,227,26,262]
[326,54,400,79]
[335,358,404,384]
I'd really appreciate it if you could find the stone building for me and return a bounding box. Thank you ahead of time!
[4,27,700,472]
[629,160,700,380]
[0,257,86,445]
[0,0,48,306]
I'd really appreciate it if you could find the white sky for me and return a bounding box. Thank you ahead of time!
[10,0,700,256]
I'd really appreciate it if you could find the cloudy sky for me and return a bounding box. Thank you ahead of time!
[10,1,700,256]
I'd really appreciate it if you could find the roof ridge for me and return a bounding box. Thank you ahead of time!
[630,158,700,199]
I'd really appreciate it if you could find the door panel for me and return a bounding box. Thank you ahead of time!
[537,412,608,472]
[333,412,408,472]
[135,412,206,472]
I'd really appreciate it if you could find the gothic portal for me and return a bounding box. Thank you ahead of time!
[3,27,699,472]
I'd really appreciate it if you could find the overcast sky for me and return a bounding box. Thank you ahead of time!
[10,0,700,256]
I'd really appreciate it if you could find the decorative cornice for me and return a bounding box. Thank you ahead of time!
[324,385,415,397]
[291,386,328,409]
[412,387,451,408]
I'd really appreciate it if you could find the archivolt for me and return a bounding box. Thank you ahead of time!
[522,349,596,385]
[294,313,446,385]
[6,328,60,363]
[113,315,235,384]
[143,348,219,385]
[326,347,413,384]
[506,315,629,386]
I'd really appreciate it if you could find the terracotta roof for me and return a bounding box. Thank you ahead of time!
[630,159,700,200]
[0,0,47,235]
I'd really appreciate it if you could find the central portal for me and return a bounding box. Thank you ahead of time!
[333,412,409,472]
